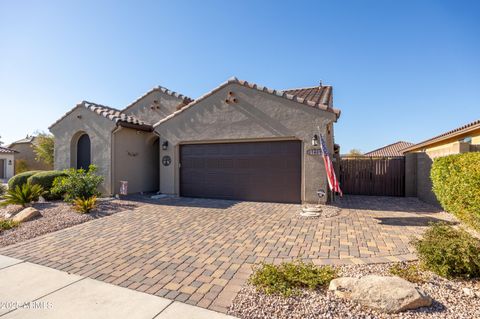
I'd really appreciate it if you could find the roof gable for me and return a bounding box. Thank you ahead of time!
[123,86,193,113]
[154,77,341,127]
[49,101,153,132]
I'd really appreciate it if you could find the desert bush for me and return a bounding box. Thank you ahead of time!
[1,184,44,207]
[431,152,480,230]
[412,223,480,279]
[0,219,19,231]
[389,263,427,283]
[249,260,337,297]
[73,196,97,214]
[0,184,6,197]
[14,159,29,174]
[8,170,42,190]
[51,165,103,202]
[27,170,66,200]
[33,133,54,166]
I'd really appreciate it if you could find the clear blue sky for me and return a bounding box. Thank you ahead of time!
[1,0,479,152]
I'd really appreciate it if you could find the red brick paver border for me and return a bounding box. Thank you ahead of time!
[0,196,449,313]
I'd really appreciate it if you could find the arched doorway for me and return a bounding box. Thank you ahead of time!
[77,134,91,169]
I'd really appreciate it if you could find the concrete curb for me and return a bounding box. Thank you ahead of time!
[0,255,237,319]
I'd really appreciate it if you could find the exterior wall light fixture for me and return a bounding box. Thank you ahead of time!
[162,141,169,150]
[8,160,12,165]
[312,134,319,146]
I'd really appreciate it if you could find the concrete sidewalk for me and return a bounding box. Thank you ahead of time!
[0,255,236,319]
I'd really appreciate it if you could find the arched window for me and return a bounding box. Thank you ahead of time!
[77,134,91,169]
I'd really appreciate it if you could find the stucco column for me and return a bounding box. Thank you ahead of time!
[405,153,418,197]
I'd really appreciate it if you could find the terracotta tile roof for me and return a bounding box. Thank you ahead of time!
[0,146,17,154]
[154,77,341,127]
[365,141,414,157]
[123,86,193,112]
[403,119,480,153]
[49,101,153,131]
[282,85,332,106]
[9,136,34,145]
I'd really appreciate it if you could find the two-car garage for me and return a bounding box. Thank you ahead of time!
[179,140,302,203]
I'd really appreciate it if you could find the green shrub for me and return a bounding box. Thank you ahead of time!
[8,171,42,190]
[0,219,19,231]
[73,196,97,214]
[413,223,480,279]
[0,184,6,197]
[389,263,427,283]
[431,152,480,230]
[51,165,103,202]
[1,184,45,207]
[27,170,66,200]
[249,260,337,297]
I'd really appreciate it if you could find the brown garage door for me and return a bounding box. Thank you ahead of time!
[180,141,301,203]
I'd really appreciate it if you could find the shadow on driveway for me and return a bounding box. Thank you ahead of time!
[121,194,241,209]
[334,195,443,214]
[375,216,457,227]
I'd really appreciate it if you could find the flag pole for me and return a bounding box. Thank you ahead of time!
[317,125,334,202]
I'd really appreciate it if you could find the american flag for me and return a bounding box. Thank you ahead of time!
[320,135,343,196]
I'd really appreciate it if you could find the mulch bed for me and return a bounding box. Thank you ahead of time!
[0,199,143,248]
[228,262,480,319]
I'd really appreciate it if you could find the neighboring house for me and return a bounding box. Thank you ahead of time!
[0,146,16,182]
[49,77,341,204]
[402,119,480,206]
[364,141,414,157]
[8,136,53,172]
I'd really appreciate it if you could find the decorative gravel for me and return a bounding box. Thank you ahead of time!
[228,262,480,319]
[0,199,143,248]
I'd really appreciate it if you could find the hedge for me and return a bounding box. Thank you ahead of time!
[27,170,67,199]
[8,171,42,190]
[431,152,480,230]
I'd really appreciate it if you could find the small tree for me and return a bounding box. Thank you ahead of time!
[0,135,3,146]
[33,133,54,166]
[15,159,29,174]
[347,149,363,156]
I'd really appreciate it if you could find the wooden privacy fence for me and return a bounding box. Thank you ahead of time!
[339,157,405,197]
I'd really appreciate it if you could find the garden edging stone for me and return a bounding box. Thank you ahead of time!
[12,207,41,223]
[330,275,432,313]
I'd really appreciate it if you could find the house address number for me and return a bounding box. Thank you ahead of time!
[306,148,323,156]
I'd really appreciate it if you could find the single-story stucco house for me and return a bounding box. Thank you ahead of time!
[8,135,53,173]
[0,146,16,182]
[49,78,341,204]
[402,119,480,205]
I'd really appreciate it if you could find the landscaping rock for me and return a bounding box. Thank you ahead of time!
[349,275,432,313]
[12,207,41,223]
[462,287,477,298]
[328,277,359,298]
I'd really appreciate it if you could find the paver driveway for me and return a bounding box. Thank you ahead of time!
[0,196,450,313]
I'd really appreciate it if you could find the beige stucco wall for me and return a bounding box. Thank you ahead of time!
[49,106,116,194]
[9,140,52,172]
[112,127,159,194]
[123,90,188,124]
[0,153,15,181]
[155,83,337,203]
[405,141,476,206]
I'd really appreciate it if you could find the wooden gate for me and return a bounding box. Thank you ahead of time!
[339,157,405,196]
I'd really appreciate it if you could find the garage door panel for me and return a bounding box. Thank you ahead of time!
[180,141,301,203]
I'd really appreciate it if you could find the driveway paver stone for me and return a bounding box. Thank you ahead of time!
[0,196,450,313]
